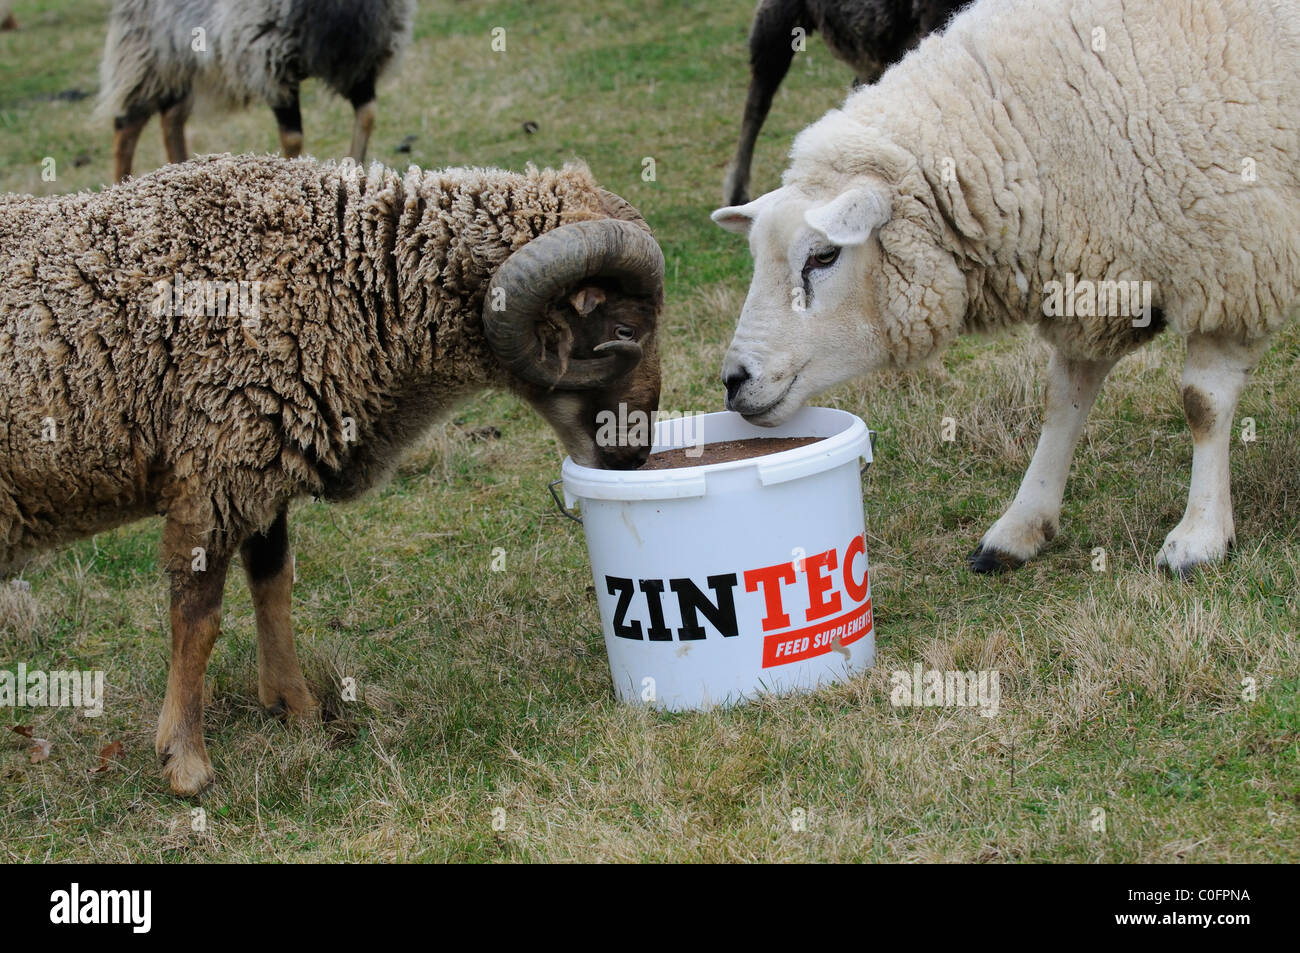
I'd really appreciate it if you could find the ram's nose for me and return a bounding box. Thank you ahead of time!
[598,440,652,470]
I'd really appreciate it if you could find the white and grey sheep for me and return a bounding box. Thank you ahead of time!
[99,0,416,182]
[713,0,1300,576]
[0,153,664,793]
[723,0,970,206]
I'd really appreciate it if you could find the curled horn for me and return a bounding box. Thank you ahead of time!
[482,217,664,390]
[596,188,652,232]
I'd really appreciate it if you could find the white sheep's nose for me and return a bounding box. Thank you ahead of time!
[723,363,751,406]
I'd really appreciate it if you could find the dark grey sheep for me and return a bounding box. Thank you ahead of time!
[723,0,970,206]
[98,0,416,181]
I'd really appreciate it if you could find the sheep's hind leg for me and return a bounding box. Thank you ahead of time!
[157,518,232,796]
[159,91,193,165]
[273,89,304,158]
[346,75,377,163]
[240,508,317,718]
[111,103,153,183]
[1157,334,1267,576]
[970,351,1116,572]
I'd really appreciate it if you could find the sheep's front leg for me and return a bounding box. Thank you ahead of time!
[347,75,377,163]
[1157,334,1266,576]
[240,509,317,718]
[971,351,1116,572]
[157,520,231,796]
[272,89,304,158]
[722,1,799,206]
[159,91,193,165]
[111,104,153,183]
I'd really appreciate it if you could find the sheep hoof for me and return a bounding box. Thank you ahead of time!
[968,543,1023,574]
[160,746,215,797]
[1156,532,1233,579]
[261,683,320,720]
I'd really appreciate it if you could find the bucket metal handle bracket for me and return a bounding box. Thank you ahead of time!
[548,479,583,525]
[860,429,877,476]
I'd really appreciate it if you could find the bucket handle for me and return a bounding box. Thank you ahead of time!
[548,479,583,525]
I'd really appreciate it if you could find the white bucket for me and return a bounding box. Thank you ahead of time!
[559,407,875,711]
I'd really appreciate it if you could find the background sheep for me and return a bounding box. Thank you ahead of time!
[0,153,664,793]
[98,0,415,182]
[713,0,1299,576]
[722,0,969,206]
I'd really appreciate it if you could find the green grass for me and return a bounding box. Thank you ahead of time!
[1,0,1298,862]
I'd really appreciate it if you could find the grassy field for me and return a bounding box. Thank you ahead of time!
[1,0,1297,862]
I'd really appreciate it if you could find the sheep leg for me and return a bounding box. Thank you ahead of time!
[971,351,1116,572]
[159,92,193,165]
[240,508,318,718]
[111,104,153,183]
[156,521,231,796]
[347,75,378,163]
[722,0,802,206]
[1157,334,1266,576]
[273,89,304,158]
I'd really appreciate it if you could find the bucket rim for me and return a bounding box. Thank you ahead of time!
[561,406,871,503]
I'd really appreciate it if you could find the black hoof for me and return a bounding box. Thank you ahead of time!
[968,543,1022,574]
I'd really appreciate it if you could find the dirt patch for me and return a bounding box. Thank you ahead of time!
[639,436,823,470]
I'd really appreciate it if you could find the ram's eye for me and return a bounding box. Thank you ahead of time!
[614,325,637,341]
[808,247,840,268]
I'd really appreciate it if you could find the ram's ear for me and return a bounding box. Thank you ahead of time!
[568,286,606,317]
[710,187,787,235]
[803,186,891,246]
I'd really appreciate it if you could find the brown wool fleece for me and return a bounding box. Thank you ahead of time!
[0,153,617,573]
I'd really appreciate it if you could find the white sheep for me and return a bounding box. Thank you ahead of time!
[712,0,1300,576]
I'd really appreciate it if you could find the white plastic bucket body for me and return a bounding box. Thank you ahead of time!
[561,407,875,711]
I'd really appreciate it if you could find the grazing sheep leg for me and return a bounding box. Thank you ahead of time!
[971,351,1116,572]
[239,508,318,718]
[111,104,153,183]
[723,0,803,206]
[159,92,193,165]
[347,75,378,163]
[1156,334,1267,576]
[156,518,232,796]
[273,89,304,158]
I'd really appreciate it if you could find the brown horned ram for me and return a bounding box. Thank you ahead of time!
[0,153,664,794]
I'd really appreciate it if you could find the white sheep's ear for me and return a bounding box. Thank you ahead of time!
[710,188,786,235]
[803,187,891,246]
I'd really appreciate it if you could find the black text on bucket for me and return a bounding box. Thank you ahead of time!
[605,533,872,668]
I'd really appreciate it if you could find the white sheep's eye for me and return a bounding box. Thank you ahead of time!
[614,325,636,340]
[807,247,840,268]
